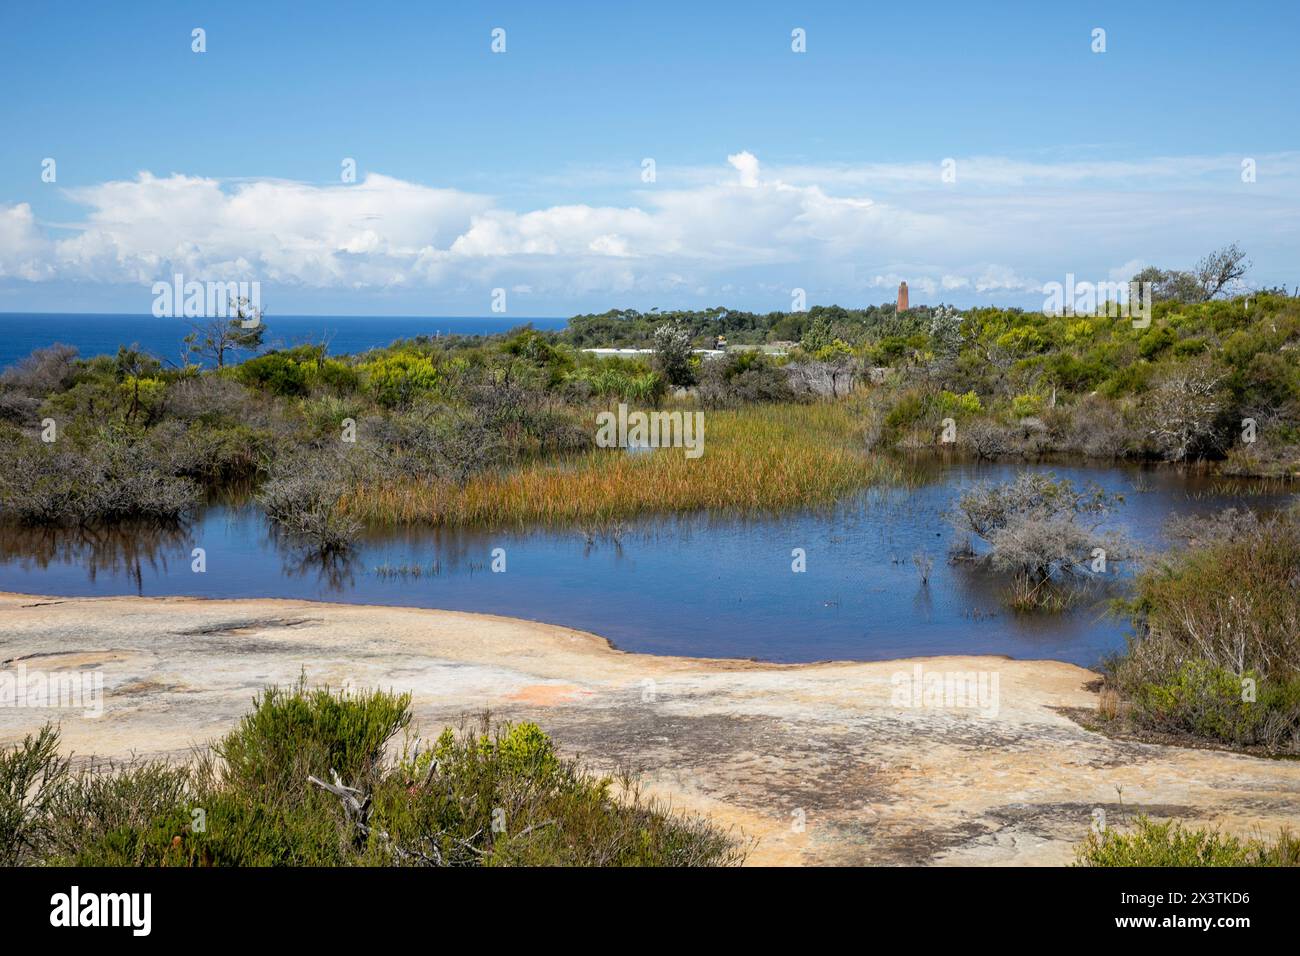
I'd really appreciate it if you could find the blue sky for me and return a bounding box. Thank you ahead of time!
[2,0,1297,316]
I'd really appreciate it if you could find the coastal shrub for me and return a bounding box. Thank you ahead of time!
[0,345,80,423]
[237,352,311,397]
[1098,361,1153,398]
[11,684,745,867]
[361,351,440,408]
[316,358,362,393]
[1011,392,1045,418]
[1137,325,1177,359]
[1142,358,1229,461]
[0,429,201,525]
[936,389,982,416]
[878,390,932,446]
[150,419,273,484]
[1068,395,1132,458]
[1108,509,1300,752]
[1076,816,1300,867]
[697,352,794,407]
[215,680,412,799]
[1128,659,1300,745]
[373,714,746,866]
[951,473,1131,609]
[258,451,363,552]
[958,419,1014,460]
[652,322,696,387]
[44,760,193,864]
[164,374,263,425]
[358,404,502,485]
[0,724,68,866]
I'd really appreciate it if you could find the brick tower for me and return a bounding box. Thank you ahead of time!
[897,281,909,312]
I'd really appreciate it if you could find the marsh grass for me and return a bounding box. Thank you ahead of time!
[1004,573,1086,613]
[342,401,903,527]
[373,561,442,579]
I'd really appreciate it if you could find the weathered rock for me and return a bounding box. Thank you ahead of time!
[2,592,1297,866]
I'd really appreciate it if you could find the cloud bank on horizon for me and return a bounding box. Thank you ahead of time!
[3,148,1298,315]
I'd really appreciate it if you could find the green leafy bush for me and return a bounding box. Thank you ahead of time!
[1109,509,1300,752]
[7,683,745,867]
[936,390,982,416]
[1010,392,1044,417]
[215,680,412,797]
[1076,816,1299,867]
[237,352,311,397]
[361,351,440,408]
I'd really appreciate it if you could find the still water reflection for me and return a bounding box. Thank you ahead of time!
[0,462,1289,667]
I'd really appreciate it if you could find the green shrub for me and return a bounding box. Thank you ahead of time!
[215,680,411,798]
[317,359,361,393]
[935,390,982,416]
[1110,510,1300,752]
[1130,660,1300,744]
[1076,816,1300,867]
[881,392,928,437]
[7,684,745,868]
[1172,336,1208,357]
[361,352,440,408]
[237,352,311,397]
[1011,392,1045,417]
[1138,325,1177,359]
[0,724,68,865]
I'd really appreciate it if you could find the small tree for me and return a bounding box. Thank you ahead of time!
[112,344,162,424]
[1130,266,1202,304]
[1131,244,1250,303]
[184,296,265,369]
[1194,242,1251,299]
[652,322,695,387]
[799,315,834,354]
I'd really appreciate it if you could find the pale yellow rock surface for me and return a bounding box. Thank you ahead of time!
[2,592,1297,865]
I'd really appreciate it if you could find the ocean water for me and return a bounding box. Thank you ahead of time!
[0,313,568,370]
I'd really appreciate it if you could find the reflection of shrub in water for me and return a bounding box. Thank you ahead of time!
[0,518,190,584]
[266,519,360,591]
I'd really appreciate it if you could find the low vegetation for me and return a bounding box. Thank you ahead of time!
[1101,505,1300,754]
[1076,816,1299,867]
[950,472,1132,612]
[0,681,747,867]
[342,400,900,526]
[0,250,1296,550]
